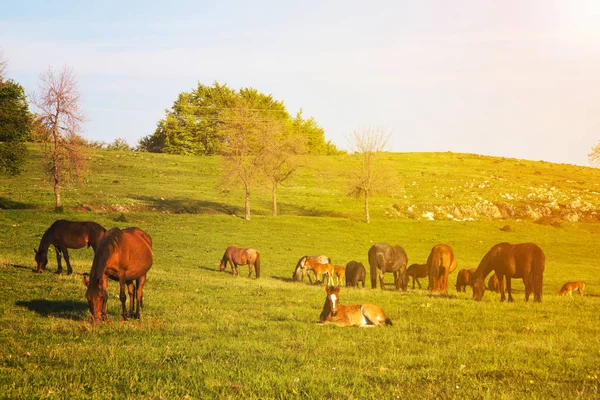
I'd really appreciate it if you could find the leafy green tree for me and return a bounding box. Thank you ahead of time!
[0,53,32,175]
[143,82,339,155]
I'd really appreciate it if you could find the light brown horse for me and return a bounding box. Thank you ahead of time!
[427,244,458,294]
[559,281,585,296]
[471,242,545,302]
[82,227,153,322]
[306,262,334,284]
[35,220,106,274]
[455,268,476,292]
[345,261,366,288]
[219,246,261,278]
[319,285,392,327]
[407,263,428,289]
[333,265,345,285]
[292,255,331,282]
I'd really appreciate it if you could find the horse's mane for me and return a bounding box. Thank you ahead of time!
[89,228,124,279]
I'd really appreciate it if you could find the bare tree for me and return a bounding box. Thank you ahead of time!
[589,141,600,166]
[348,125,392,223]
[32,65,86,209]
[261,122,307,216]
[0,49,7,81]
[220,98,268,220]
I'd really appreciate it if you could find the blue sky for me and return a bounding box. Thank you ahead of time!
[2,0,599,165]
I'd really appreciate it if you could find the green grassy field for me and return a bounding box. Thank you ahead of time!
[1,146,599,399]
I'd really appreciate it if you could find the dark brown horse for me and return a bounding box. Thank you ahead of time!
[82,227,153,322]
[455,268,476,292]
[407,263,428,289]
[219,246,261,278]
[35,220,106,274]
[471,242,545,302]
[368,243,408,291]
[292,255,331,282]
[345,261,366,288]
[427,244,458,294]
[319,285,392,327]
[487,273,504,293]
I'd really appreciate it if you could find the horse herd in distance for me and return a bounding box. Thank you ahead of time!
[32,220,586,325]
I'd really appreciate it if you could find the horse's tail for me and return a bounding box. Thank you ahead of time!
[532,249,545,302]
[385,317,393,326]
[254,252,261,279]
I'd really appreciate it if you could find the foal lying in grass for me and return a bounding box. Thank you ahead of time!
[319,285,392,327]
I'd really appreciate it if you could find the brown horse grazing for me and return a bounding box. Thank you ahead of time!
[407,263,428,289]
[319,285,392,327]
[427,244,458,294]
[487,273,505,293]
[559,281,585,296]
[292,255,331,282]
[82,227,153,322]
[219,246,261,278]
[368,243,408,291]
[471,242,545,302]
[34,220,106,274]
[333,265,345,285]
[345,261,366,288]
[306,262,334,284]
[455,268,476,292]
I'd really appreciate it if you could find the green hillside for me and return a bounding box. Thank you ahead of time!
[1,145,599,398]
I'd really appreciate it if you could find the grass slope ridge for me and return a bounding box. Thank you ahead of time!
[1,144,599,222]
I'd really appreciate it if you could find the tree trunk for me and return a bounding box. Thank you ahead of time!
[272,182,278,217]
[244,184,251,221]
[364,191,370,224]
[52,131,61,209]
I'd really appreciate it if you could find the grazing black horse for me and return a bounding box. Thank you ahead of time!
[368,243,408,291]
[35,220,106,274]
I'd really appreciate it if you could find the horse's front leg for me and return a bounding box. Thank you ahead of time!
[506,278,514,302]
[62,248,73,275]
[379,270,386,290]
[126,280,136,319]
[119,281,129,320]
[55,246,63,274]
[499,274,506,302]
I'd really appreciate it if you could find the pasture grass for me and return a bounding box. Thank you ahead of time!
[0,146,600,398]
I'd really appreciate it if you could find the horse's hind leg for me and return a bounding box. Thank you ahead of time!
[247,263,254,278]
[524,280,532,302]
[134,275,146,319]
[119,281,129,320]
[126,281,136,318]
[63,248,73,275]
[55,246,63,274]
[506,278,514,302]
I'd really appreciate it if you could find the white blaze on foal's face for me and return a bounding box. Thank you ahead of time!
[330,293,338,309]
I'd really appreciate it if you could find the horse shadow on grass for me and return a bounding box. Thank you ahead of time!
[199,265,222,274]
[271,275,296,283]
[8,263,35,272]
[16,299,88,321]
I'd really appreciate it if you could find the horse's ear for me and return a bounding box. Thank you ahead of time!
[334,285,340,293]
[82,273,89,287]
[33,248,37,254]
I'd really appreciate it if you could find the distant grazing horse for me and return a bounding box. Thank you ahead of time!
[407,263,428,289]
[35,220,106,274]
[292,255,331,282]
[427,244,458,294]
[82,227,153,322]
[487,273,504,293]
[345,261,366,288]
[319,285,392,327]
[219,246,261,278]
[368,243,408,291]
[455,268,476,292]
[559,281,585,296]
[471,242,545,302]
[332,265,345,285]
[306,262,334,284]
